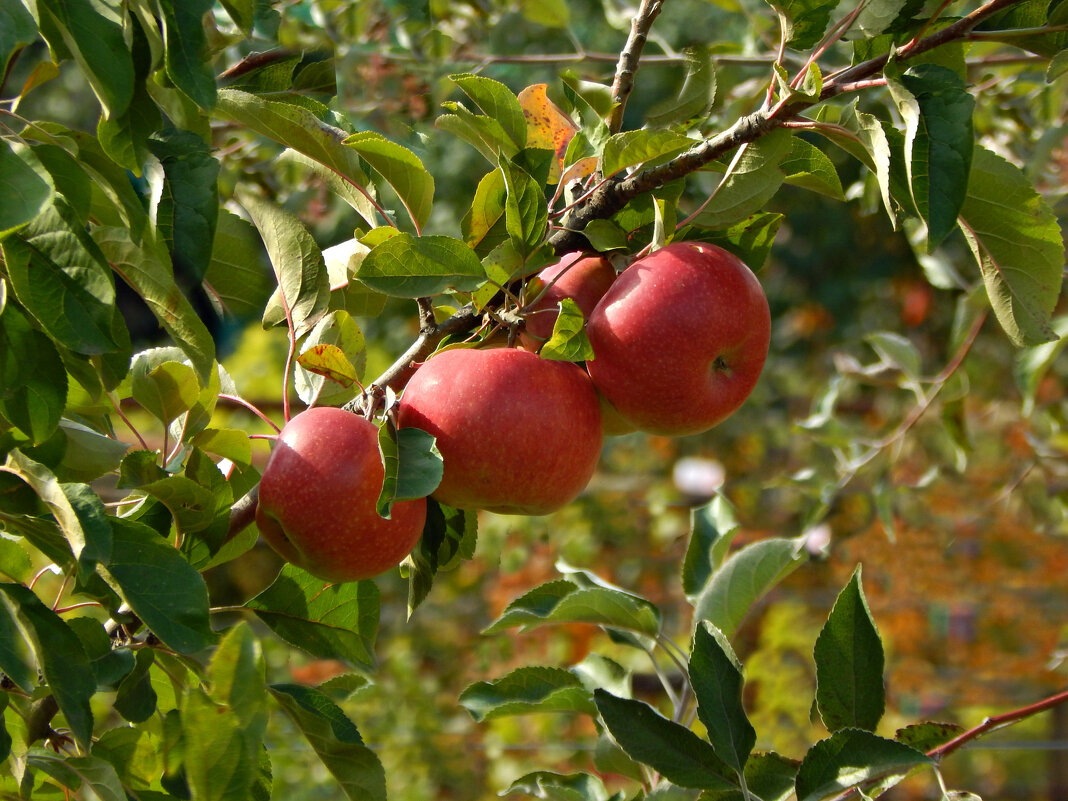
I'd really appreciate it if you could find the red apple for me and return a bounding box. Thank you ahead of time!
[521,252,617,346]
[255,407,427,582]
[396,347,603,515]
[586,242,770,436]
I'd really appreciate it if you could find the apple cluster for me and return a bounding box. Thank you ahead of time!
[255,242,770,582]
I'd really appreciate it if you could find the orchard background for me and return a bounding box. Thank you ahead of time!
[1,0,1067,799]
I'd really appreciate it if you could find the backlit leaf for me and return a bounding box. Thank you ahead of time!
[404,499,477,616]
[452,74,527,152]
[601,130,695,179]
[889,65,974,249]
[239,190,330,338]
[539,298,594,361]
[460,666,596,722]
[518,83,578,183]
[693,536,808,637]
[344,131,434,230]
[958,146,1064,346]
[485,579,661,638]
[682,494,741,600]
[694,129,793,229]
[795,729,932,801]
[269,683,386,801]
[0,141,53,237]
[246,564,380,672]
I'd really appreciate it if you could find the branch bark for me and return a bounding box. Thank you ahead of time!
[548,0,1028,256]
[607,0,667,133]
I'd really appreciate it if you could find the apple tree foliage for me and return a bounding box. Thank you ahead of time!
[0,0,1066,799]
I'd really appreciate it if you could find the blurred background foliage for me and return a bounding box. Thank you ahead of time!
[5,0,1067,798]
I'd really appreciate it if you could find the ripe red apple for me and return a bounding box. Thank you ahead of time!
[586,241,770,436]
[396,347,603,515]
[255,407,427,582]
[521,252,617,346]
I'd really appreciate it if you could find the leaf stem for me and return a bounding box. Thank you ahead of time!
[218,393,282,433]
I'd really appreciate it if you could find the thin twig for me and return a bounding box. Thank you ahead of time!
[607,0,667,133]
[546,0,1029,257]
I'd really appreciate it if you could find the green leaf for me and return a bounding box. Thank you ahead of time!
[594,689,736,791]
[277,149,379,228]
[693,537,808,637]
[158,0,216,109]
[35,0,134,118]
[344,131,435,230]
[0,583,95,748]
[215,88,373,199]
[404,499,477,616]
[701,752,801,801]
[55,420,130,483]
[92,225,216,380]
[781,137,844,200]
[520,0,570,26]
[181,686,258,801]
[504,771,613,801]
[1,450,100,576]
[294,311,366,407]
[2,200,120,355]
[449,74,527,152]
[209,623,268,739]
[795,729,932,801]
[866,331,922,380]
[436,104,521,163]
[0,141,53,237]
[101,517,215,654]
[190,428,253,466]
[975,0,1068,57]
[0,304,67,444]
[894,721,964,753]
[695,130,794,229]
[96,17,162,174]
[646,46,717,129]
[888,66,974,249]
[539,298,594,361]
[356,233,485,297]
[24,753,126,801]
[460,666,597,722]
[113,649,157,723]
[132,357,200,426]
[484,579,661,638]
[0,591,36,692]
[269,683,387,801]
[765,0,842,49]
[958,146,1064,346]
[682,494,741,600]
[463,168,508,251]
[690,622,755,774]
[246,564,380,672]
[502,161,549,256]
[238,190,331,338]
[204,208,275,318]
[0,0,36,75]
[601,130,695,179]
[91,725,163,789]
[148,129,221,283]
[683,212,783,272]
[814,567,885,732]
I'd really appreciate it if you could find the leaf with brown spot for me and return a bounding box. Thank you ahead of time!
[518,84,578,184]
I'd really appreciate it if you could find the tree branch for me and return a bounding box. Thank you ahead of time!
[607,0,667,133]
[548,0,1030,256]
[928,688,1068,761]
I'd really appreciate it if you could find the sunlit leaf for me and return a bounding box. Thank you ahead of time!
[344,131,435,230]
[518,83,578,183]
[460,666,596,722]
[693,536,808,637]
[356,233,485,297]
[246,564,380,672]
[795,729,932,801]
[958,146,1064,346]
[690,622,755,774]
[814,567,885,732]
